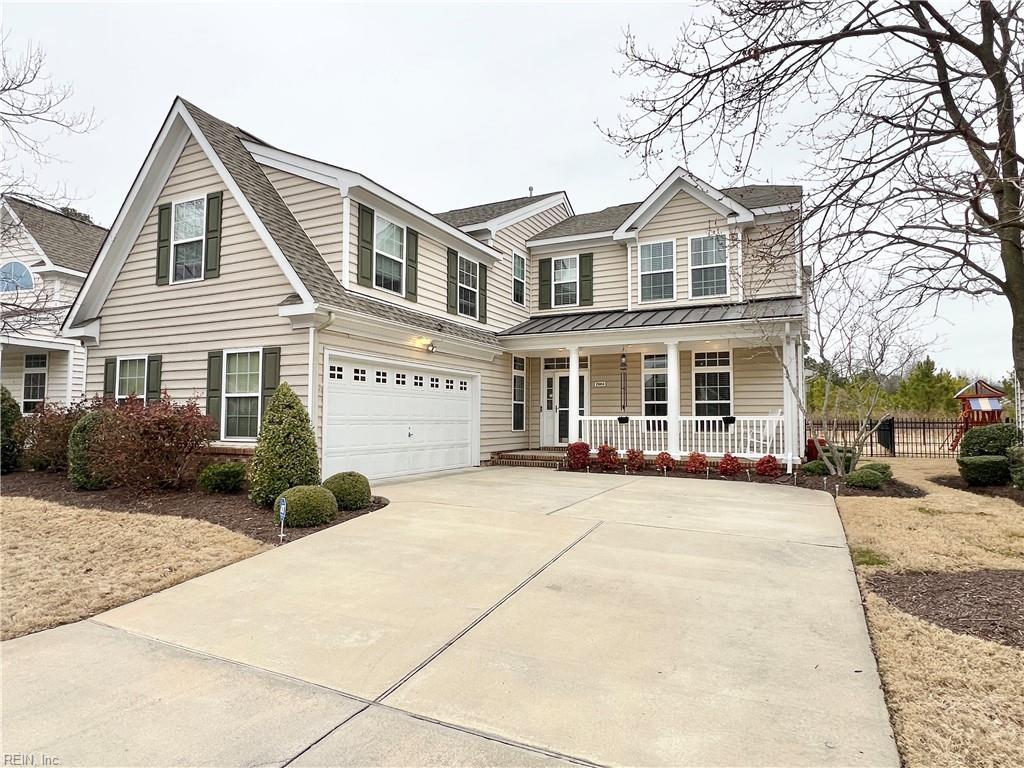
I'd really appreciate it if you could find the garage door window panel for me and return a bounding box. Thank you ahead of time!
[224,350,261,440]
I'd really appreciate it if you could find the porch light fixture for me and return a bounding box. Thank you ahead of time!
[619,350,628,411]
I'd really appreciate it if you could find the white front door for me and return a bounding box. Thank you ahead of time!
[542,372,588,446]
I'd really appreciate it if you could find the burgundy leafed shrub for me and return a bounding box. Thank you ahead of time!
[755,454,783,478]
[596,444,621,472]
[655,451,675,474]
[718,453,743,477]
[565,441,590,470]
[88,396,215,490]
[15,400,88,471]
[625,448,646,473]
[684,451,709,474]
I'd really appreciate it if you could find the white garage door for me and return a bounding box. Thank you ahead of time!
[323,354,477,481]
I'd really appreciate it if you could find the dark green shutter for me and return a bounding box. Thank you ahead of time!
[260,346,281,423]
[145,355,163,404]
[156,203,171,285]
[446,249,458,314]
[357,204,374,287]
[538,258,552,310]
[580,253,594,306]
[204,191,223,279]
[478,263,488,324]
[406,228,419,301]
[103,358,116,399]
[206,351,223,427]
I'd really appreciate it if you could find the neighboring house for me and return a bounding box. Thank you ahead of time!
[1,197,106,413]
[63,98,807,480]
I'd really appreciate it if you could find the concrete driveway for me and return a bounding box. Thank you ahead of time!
[2,467,898,767]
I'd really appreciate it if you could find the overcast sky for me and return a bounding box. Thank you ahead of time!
[5,2,1012,379]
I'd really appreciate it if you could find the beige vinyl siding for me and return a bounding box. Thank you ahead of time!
[530,240,628,315]
[742,217,800,299]
[86,137,309,408]
[732,346,784,415]
[315,329,528,460]
[527,356,541,447]
[262,167,344,280]
[0,345,84,407]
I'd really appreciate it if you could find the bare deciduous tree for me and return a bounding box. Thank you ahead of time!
[606,1,1023,386]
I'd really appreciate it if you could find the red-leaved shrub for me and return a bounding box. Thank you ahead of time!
[596,444,621,472]
[87,396,215,489]
[15,400,88,471]
[565,441,591,470]
[655,451,675,474]
[755,454,783,478]
[718,453,742,477]
[625,448,646,473]
[684,451,709,474]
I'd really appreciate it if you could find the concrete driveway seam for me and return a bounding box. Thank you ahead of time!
[282,703,372,767]
[375,521,604,702]
[543,476,645,515]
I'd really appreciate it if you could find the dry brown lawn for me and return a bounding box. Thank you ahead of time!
[839,458,1024,768]
[1,495,266,640]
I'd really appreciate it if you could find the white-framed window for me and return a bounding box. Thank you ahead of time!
[171,197,206,283]
[374,214,405,294]
[116,357,147,402]
[642,354,668,419]
[552,255,578,307]
[512,356,526,431]
[693,350,732,417]
[458,255,479,319]
[689,235,728,298]
[639,240,675,302]
[512,252,526,306]
[22,353,47,413]
[223,349,261,440]
[542,356,589,370]
[1,261,34,293]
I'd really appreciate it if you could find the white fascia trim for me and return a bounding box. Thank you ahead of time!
[750,202,801,216]
[61,317,100,342]
[1,201,50,267]
[33,265,87,278]
[1,333,82,352]
[243,141,502,265]
[468,193,572,235]
[526,230,615,249]
[612,167,755,240]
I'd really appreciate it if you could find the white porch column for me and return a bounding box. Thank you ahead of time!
[666,341,681,456]
[782,336,799,472]
[568,345,580,443]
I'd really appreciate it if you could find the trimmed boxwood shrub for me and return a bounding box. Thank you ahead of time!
[800,459,830,476]
[845,468,884,489]
[957,455,1011,487]
[276,485,338,528]
[0,385,21,473]
[67,411,109,490]
[565,441,590,471]
[959,423,1020,458]
[1007,446,1024,489]
[859,462,893,481]
[198,461,247,494]
[249,382,320,507]
[323,471,372,511]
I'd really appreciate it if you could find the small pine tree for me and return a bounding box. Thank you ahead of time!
[1,385,22,473]
[248,382,320,507]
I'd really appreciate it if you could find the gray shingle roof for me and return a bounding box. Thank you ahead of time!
[435,192,562,229]
[498,296,804,336]
[722,184,802,209]
[182,100,498,348]
[4,196,107,272]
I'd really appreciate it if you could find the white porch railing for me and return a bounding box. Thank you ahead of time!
[579,415,786,459]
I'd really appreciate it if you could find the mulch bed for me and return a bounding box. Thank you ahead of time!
[1,471,388,546]
[560,466,926,498]
[929,474,1024,507]
[868,569,1024,649]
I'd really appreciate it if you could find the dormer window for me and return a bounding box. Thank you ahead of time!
[374,214,405,294]
[172,198,206,283]
[689,235,728,298]
[0,261,33,292]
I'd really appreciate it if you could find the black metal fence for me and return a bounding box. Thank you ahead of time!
[805,418,961,458]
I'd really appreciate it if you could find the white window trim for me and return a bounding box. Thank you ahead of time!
[641,353,669,418]
[512,355,526,432]
[1,260,35,293]
[22,352,48,413]
[512,251,527,307]
[169,195,206,285]
[691,349,733,417]
[687,234,729,300]
[115,355,147,402]
[457,254,479,320]
[552,254,579,308]
[373,212,405,296]
[637,239,676,304]
[221,347,263,442]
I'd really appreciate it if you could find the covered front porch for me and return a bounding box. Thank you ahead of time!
[0,335,85,413]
